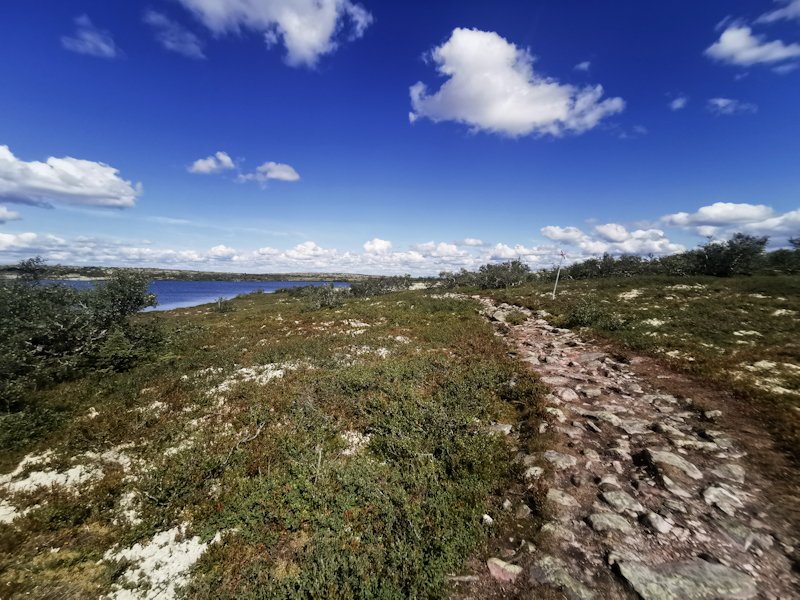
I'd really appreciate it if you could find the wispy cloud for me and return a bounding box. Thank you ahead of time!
[61,15,120,59]
[574,61,591,71]
[707,98,757,115]
[409,28,624,137]
[705,25,800,67]
[144,10,205,59]
[669,96,688,111]
[756,0,800,24]
[238,162,300,185]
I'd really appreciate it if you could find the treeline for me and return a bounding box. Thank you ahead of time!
[275,275,414,308]
[439,234,800,289]
[0,258,160,412]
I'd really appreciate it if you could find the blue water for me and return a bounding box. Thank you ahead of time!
[145,280,348,312]
[44,280,349,312]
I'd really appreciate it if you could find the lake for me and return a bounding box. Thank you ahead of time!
[45,280,349,312]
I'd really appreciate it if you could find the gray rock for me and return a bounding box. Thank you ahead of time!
[583,387,603,398]
[621,419,651,435]
[587,512,634,533]
[502,499,513,511]
[487,557,522,582]
[716,519,756,551]
[672,438,719,452]
[618,559,757,600]
[542,376,571,386]
[654,422,685,437]
[661,475,692,498]
[704,410,723,420]
[704,486,744,516]
[544,450,578,469]
[557,387,580,402]
[644,448,703,480]
[547,488,579,507]
[582,448,600,461]
[577,352,606,363]
[540,521,576,543]
[599,474,622,488]
[516,504,532,519]
[643,511,673,534]
[490,423,513,435]
[529,555,598,600]
[711,464,745,484]
[556,426,585,438]
[601,490,646,514]
[546,407,567,422]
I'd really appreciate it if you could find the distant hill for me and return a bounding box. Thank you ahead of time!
[0,264,378,282]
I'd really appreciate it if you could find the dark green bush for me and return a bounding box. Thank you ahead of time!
[0,258,158,410]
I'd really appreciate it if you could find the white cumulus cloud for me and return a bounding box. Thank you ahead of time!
[0,206,21,223]
[144,11,206,59]
[0,145,141,208]
[363,238,392,254]
[209,244,237,259]
[705,25,800,66]
[707,98,758,115]
[541,224,684,256]
[61,15,120,59]
[661,202,777,228]
[174,0,373,67]
[238,161,300,185]
[188,151,235,174]
[757,0,800,24]
[453,238,488,247]
[408,28,624,137]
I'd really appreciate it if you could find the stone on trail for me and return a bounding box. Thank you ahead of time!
[587,512,634,533]
[529,555,598,600]
[703,486,744,516]
[544,450,578,469]
[711,464,746,484]
[601,490,646,515]
[644,448,703,480]
[524,466,544,480]
[618,559,757,600]
[643,511,673,534]
[487,557,522,582]
[547,488,579,507]
[576,352,606,364]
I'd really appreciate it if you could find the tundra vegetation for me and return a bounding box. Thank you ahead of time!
[1,233,798,598]
[0,260,547,599]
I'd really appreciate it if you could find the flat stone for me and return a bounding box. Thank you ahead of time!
[547,488,579,507]
[716,519,756,551]
[487,557,522,582]
[448,575,479,583]
[621,419,651,435]
[599,474,622,488]
[544,451,578,469]
[540,521,576,543]
[482,514,494,525]
[661,475,692,498]
[618,559,757,600]
[645,449,703,480]
[672,438,719,452]
[529,555,598,600]
[555,426,585,438]
[601,490,646,514]
[576,352,606,363]
[711,464,746,484]
[587,512,633,533]
[582,448,600,461]
[704,486,744,516]
[583,387,603,398]
[556,387,580,402]
[643,511,672,534]
[542,376,571,386]
[547,407,567,423]
[515,504,532,519]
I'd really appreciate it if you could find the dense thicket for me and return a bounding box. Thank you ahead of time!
[0,258,159,410]
[439,234,800,290]
[275,275,414,309]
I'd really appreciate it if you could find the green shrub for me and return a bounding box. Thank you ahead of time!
[209,297,235,313]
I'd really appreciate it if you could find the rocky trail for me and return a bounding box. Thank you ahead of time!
[450,297,800,600]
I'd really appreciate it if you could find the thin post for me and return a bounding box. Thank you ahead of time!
[552,250,565,299]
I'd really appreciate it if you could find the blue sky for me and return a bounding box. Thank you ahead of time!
[1,0,799,275]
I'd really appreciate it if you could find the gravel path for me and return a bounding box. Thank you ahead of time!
[451,297,800,600]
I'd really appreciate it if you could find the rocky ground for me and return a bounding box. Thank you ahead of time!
[450,296,800,600]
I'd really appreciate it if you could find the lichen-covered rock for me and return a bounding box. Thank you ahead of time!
[618,559,757,600]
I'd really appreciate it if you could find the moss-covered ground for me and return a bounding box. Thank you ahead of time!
[0,290,547,599]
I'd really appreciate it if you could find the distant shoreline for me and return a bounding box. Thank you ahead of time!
[0,265,386,283]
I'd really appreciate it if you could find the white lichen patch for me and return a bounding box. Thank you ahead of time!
[116,491,142,526]
[668,284,705,291]
[618,290,641,300]
[0,500,19,523]
[773,309,797,316]
[84,443,139,473]
[733,330,763,337]
[103,524,219,600]
[643,319,666,326]
[750,294,770,299]
[341,431,371,456]
[211,363,296,398]
[1,463,101,494]
[0,450,54,483]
